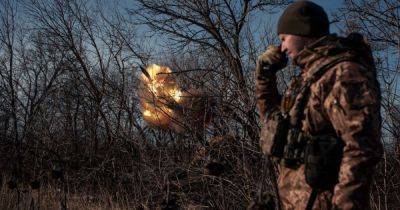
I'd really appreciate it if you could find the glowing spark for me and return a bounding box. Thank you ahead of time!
[143,110,152,117]
[170,89,182,102]
[142,64,171,81]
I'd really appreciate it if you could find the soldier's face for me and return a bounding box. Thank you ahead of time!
[279,34,315,59]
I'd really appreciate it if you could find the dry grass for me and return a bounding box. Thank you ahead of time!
[0,141,398,209]
[0,181,139,210]
[0,135,277,210]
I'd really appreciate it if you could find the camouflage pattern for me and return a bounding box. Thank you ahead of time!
[256,45,287,122]
[257,35,383,210]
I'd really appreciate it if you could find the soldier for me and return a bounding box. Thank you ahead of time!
[256,1,383,210]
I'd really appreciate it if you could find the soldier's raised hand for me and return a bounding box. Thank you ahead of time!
[256,45,288,77]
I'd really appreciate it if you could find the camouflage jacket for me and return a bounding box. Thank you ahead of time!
[257,35,383,210]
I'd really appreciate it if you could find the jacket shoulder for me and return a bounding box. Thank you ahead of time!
[310,60,379,109]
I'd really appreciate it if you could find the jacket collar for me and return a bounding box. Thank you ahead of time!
[293,35,344,70]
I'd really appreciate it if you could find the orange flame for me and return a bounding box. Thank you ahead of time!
[140,64,182,127]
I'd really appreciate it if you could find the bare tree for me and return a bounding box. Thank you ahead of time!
[130,0,291,142]
[0,0,18,145]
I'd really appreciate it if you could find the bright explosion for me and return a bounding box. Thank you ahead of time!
[140,64,182,127]
[139,64,213,132]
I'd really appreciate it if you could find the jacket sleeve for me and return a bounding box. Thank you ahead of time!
[323,61,383,210]
[256,63,281,121]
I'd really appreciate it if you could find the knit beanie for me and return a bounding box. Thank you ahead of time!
[277,1,329,37]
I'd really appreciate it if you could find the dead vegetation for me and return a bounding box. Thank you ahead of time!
[0,0,398,209]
